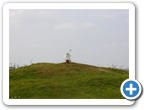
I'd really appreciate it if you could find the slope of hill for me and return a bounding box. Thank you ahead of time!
[9,62,129,99]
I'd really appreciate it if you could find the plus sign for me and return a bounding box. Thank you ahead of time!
[126,83,137,95]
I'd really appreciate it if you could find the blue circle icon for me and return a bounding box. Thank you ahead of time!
[123,81,139,97]
[121,79,142,100]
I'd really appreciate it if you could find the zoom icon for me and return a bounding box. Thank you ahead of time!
[121,79,142,100]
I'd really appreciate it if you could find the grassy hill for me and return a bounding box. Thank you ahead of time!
[9,62,129,99]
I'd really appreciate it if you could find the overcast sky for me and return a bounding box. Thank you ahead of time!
[9,9,129,68]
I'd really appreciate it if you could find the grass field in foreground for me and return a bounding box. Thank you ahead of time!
[9,62,129,99]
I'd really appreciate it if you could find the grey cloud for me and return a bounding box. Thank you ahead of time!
[9,9,129,68]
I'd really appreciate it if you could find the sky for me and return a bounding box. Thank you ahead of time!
[9,9,129,68]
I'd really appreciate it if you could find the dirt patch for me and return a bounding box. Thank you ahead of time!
[47,84,58,86]
[97,68,110,73]
[10,90,14,93]
[37,70,48,74]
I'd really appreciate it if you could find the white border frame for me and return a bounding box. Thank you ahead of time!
[3,3,135,105]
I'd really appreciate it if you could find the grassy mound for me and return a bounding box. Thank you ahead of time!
[9,62,129,99]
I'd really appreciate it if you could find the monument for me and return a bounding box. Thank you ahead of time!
[64,49,72,63]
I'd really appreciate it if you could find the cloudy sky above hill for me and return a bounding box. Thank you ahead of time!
[9,9,129,68]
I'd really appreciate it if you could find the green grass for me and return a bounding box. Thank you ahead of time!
[9,62,129,99]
